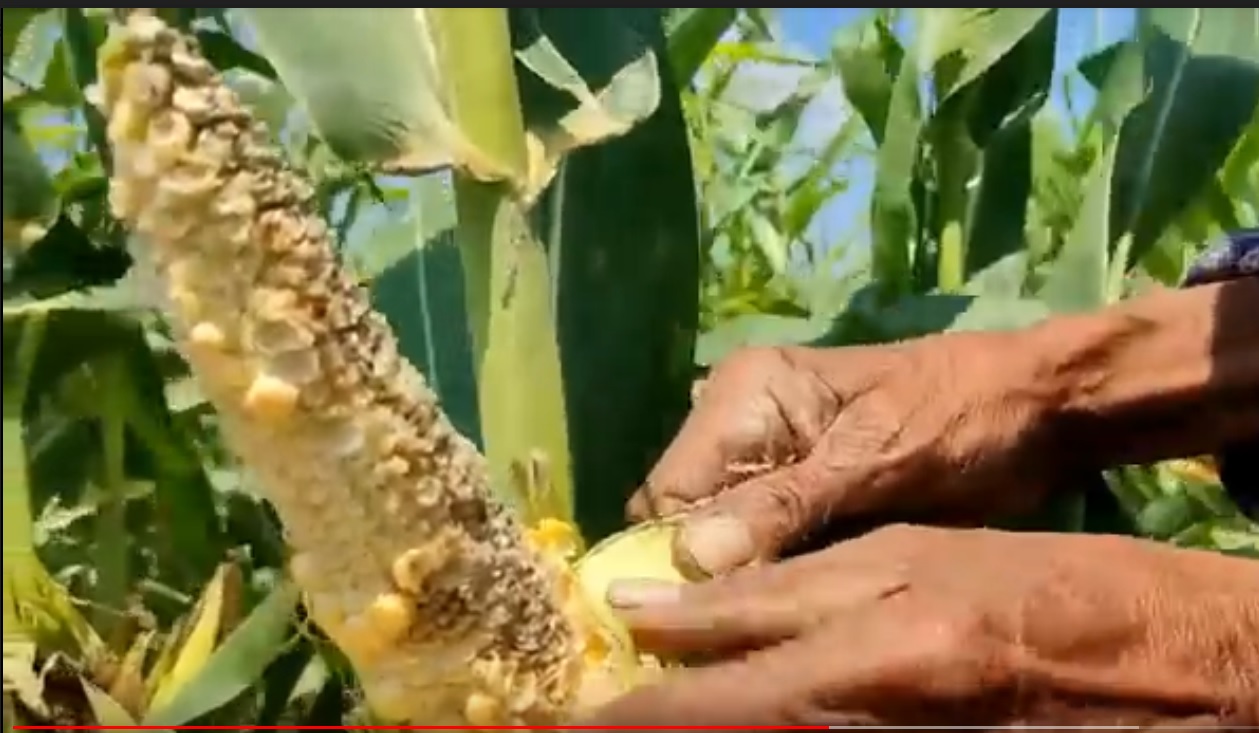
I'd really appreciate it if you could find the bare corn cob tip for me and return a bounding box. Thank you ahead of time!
[97,11,631,725]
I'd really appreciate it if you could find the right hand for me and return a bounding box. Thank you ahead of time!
[582,526,1259,728]
[631,336,1074,576]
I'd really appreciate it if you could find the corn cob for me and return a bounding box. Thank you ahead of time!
[97,11,653,725]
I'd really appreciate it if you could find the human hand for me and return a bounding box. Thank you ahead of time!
[633,335,1068,576]
[577,525,1259,728]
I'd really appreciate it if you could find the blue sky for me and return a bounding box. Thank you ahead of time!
[781,8,1134,69]
[769,8,1137,255]
[779,8,1135,114]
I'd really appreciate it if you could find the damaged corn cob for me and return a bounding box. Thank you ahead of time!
[97,10,678,725]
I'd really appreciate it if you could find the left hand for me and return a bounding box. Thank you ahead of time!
[577,525,1259,728]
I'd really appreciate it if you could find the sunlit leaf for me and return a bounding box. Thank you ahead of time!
[663,9,739,84]
[242,9,466,176]
[1039,146,1118,312]
[916,8,1053,103]
[81,679,148,729]
[867,49,920,297]
[1111,9,1259,266]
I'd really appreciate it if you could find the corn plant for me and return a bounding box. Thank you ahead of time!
[4,6,728,726]
[2,6,1256,729]
[680,13,865,327]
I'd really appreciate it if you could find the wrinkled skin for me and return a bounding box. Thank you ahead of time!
[627,341,1062,573]
[578,278,1259,728]
[583,525,1259,727]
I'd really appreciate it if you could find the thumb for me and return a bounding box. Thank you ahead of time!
[674,459,836,576]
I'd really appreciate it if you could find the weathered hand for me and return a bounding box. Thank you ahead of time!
[633,334,1066,575]
[578,525,1259,728]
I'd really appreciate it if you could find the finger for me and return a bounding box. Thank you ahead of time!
[573,650,804,726]
[581,599,994,728]
[605,573,802,657]
[673,457,841,574]
[573,628,896,727]
[624,490,653,524]
[605,554,904,658]
[784,597,1012,724]
[637,388,786,518]
[586,581,1012,728]
[632,348,832,521]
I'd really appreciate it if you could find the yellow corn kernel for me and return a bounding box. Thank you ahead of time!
[241,373,299,421]
[363,679,413,723]
[525,518,583,560]
[188,321,226,350]
[389,541,451,595]
[330,593,413,668]
[288,552,318,586]
[463,691,504,727]
[364,592,414,644]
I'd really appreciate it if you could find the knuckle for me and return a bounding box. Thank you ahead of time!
[760,477,812,537]
[935,607,987,652]
[907,602,991,666]
[718,346,789,380]
[924,605,1017,695]
[625,491,651,521]
[890,614,999,699]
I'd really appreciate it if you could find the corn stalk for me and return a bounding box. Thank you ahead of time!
[426,9,575,525]
[3,313,103,661]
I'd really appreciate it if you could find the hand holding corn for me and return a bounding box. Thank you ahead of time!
[580,524,1259,726]
[592,274,1259,725]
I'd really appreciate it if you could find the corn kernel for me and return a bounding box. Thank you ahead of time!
[525,518,582,560]
[463,691,503,727]
[241,373,299,421]
[364,592,414,645]
[188,321,226,350]
[288,552,317,585]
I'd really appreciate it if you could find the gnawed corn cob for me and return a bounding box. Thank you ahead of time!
[97,11,645,725]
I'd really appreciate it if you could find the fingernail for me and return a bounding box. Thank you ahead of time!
[678,513,755,576]
[607,578,683,609]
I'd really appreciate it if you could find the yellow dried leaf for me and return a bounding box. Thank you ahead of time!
[147,564,231,713]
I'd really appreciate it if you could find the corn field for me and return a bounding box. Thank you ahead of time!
[2,7,1257,727]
